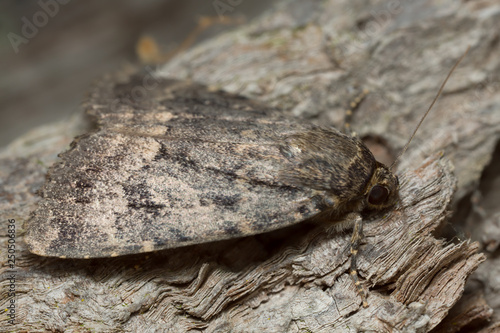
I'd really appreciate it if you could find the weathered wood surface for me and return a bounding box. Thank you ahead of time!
[1,0,500,332]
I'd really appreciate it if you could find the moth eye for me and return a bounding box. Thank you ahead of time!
[368,185,389,205]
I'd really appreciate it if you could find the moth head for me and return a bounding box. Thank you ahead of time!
[364,162,399,211]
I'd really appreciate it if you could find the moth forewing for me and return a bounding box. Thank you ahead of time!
[25,79,359,259]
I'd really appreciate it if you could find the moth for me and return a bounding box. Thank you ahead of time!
[26,75,399,257]
[25,49,467,307]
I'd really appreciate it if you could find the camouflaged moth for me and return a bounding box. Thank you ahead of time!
[24,49,467,308]
[25,74,399,259]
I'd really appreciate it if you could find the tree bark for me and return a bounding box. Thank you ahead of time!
[2,0,500,332]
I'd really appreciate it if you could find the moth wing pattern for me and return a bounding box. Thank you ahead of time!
[25,71,341,259]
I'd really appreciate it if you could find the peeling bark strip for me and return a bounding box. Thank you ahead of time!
[2,0,500,332]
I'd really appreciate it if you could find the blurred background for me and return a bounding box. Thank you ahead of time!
[0,0,275,147]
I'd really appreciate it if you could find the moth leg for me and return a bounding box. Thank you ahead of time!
[343,89,369,137]
[348,213,369,308]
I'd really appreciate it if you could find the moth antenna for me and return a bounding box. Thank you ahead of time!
[390,46,470,170]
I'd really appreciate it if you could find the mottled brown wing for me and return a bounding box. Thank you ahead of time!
[25,73,332,258]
